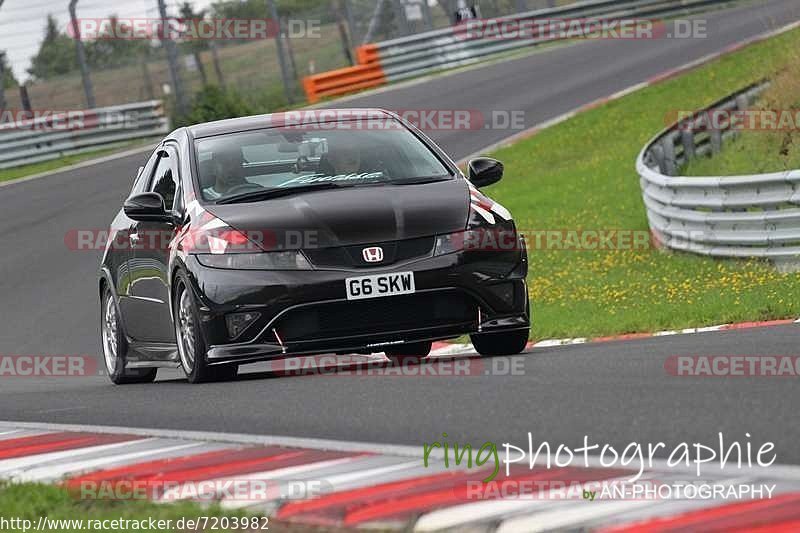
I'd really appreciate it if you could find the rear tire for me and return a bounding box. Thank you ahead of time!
[470,329,529,357]
[100,287,158,385]
[384,341,432,366]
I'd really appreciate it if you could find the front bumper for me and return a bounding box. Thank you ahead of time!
[183,248,529,365]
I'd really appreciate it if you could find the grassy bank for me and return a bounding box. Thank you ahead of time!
[0,482,256,533]
[0,482,344,533]
[683,48,800,176]
[483,26,800,340]
[0,141,154,184]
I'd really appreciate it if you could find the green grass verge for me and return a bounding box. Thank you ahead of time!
[0,482,347,532]
[482,26,800,340]
[0,140,155,184]
[0,482,257,533]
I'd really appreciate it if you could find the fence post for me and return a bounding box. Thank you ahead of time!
[334,2,355,66]
[209,41,225,88]
[157,0,188,116]
[0,56,6,115]
[267,0,296,104]
[392,0,411,37]
[69,0,96,109]
[19,85,31,113]
[0,0,4,117]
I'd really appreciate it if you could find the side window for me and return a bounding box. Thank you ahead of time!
[149,150,179,212]
[131,149,159,195]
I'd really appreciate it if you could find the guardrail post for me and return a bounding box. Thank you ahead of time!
[681,130,695,161]
[652,144,666,175]
[736,94,749,112]
[710,127,722,155]
[661,137,677,176]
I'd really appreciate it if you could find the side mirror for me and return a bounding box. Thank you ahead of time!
[468,157,503,188]
[124,192,171,222]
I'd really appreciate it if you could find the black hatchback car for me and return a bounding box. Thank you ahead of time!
[99,110,529,383]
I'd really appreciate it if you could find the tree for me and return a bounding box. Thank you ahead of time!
[27,15,78,79]
[178,2,209,86]
[1,51,17,89]
[86,16,151,69]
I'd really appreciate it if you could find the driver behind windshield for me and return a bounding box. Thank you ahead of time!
[201,149,248,199]
[319,138,363,176]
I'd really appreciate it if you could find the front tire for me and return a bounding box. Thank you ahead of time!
[470,329,529,357]
[173,274,238,383]
[384,341,432,366]
[101,287,157,385]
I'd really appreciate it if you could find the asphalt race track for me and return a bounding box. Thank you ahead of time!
[0,0,798,465]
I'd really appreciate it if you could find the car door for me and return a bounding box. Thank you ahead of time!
[125,144,182,344]
[117,149,159,325]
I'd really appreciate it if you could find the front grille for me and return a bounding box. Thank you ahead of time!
[272,290,476,342]
[304,236,435,269]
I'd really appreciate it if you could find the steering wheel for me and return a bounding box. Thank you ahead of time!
[225,183,264,195]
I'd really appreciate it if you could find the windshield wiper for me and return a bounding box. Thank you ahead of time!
[390,175,451,185]
[216,183,344,204]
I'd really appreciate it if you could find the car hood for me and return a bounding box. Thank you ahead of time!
[203,178,470,249]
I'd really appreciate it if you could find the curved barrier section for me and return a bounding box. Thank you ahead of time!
[0,100,168,169]
[636,82,800,260]
[303,0,744,103]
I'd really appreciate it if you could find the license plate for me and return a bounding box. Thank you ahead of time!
[345,272,415,301]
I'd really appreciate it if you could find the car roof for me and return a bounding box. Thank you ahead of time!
[185,108,397,139]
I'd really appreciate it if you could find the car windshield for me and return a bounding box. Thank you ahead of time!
[194,118,453,203]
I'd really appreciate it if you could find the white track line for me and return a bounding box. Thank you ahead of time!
[18,441,210,483]
[0,438,152,474]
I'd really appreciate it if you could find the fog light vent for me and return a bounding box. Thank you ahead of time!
[226,312,261,339]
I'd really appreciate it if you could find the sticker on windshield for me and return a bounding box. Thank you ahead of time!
[278,172,384,187]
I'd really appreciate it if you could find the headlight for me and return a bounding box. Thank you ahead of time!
[435,226,521,256]
[196,251,312,270]
[434,231,466,256]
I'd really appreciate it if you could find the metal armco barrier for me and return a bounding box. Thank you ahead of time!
[303,0,745,103]
[0,100,169,170]
[636,82,800,261]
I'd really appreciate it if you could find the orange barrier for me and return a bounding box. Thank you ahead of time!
[302,43,386,103]
[302,62,386,104]
[355,44,381,65]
